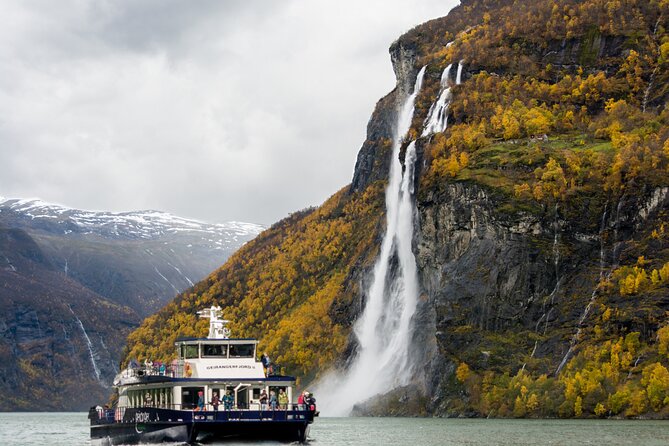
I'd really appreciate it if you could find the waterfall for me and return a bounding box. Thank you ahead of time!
[68,306,102,382]
[154,265,180,293]
[535,204,561,335]
[440,63,453,87]
[422,61,463,136]
[555,205,609,375]
[317,66,426,416]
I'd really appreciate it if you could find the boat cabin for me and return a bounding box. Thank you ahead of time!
[115,306,297,411]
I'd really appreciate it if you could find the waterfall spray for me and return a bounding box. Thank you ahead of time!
[317,67,426,416]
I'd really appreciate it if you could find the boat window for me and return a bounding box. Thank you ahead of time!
[229,343,255,358]
[202,344,227,357]
[182,344,199,359]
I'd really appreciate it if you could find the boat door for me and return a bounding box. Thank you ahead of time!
[181,387,204,409]
[236,387,249,409]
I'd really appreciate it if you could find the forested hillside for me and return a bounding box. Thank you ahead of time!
[124,0,669,418]
[124,186,385,384]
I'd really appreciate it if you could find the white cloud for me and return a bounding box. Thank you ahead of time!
[0,0,459,224]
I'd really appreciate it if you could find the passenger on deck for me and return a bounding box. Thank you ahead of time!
[269,391,278,410]
[261,353,271,377]
[144,392,153,406]
[297,391,305,410]
[305,392,316,411]
[196,391,205,411]
[211,391,220,412]
[223,390,234,410]
[259,389,268,410]
[278,389,288,409]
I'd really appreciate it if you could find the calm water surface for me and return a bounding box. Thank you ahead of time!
[0,413,667,446]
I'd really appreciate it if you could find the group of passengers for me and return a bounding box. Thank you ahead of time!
[134,358,171,376]
[207,390,234,411]
[258,388,290,410]
[144,388,315,412]
[298,390,316,411]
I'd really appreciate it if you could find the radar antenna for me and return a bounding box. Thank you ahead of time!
[197,305,231,339]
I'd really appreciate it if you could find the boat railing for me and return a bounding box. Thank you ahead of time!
[91,404,315,425]
[121,361,182,379]
[89,406,126,424]
[126,402,311,412]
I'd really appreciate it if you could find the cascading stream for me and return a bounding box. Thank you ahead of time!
[555,205,610,375]
[68,305,102,382]
[422,61,463,136]
[317,66,426,416]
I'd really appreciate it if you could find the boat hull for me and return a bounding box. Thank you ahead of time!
[90,407,313,444]
[91,422,190,445]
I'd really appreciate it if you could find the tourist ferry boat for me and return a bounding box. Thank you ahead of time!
[89,306,316,444]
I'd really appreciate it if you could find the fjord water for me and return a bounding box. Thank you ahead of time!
[1,413,668,446]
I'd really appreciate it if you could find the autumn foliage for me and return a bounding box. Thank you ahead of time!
[123,185,385,384]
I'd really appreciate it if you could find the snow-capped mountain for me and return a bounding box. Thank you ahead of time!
[0,197,263,246]
[0,197,264,316]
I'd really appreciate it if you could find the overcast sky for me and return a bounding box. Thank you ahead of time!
[0,0,459,225]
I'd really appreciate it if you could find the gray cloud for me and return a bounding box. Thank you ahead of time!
[0,0,459,225]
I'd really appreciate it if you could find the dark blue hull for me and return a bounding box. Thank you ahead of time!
[90,407,313,444]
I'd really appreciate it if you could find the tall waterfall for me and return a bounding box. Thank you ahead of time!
[317,66,426,416]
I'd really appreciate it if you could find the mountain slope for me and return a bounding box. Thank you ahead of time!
[0,198,263,410]
[123,0,669,418]
[0,227,138,410]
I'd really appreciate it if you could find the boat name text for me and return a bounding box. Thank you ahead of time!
[205,364,254,370]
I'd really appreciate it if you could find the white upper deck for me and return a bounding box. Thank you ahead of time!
[175,306,266,380]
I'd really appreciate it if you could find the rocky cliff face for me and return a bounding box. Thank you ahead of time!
[413,181,669,414]
[350,39,420,194]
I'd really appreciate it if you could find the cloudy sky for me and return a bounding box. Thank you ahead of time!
[1,0,459,225]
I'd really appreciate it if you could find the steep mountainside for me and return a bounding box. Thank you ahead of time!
[0,227,138,410]
[0,198,262,410]
[123,0,669,418]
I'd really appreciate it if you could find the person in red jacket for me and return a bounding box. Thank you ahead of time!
[297,391,306,410]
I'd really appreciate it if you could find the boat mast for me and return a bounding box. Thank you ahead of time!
[197,305,231,339]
